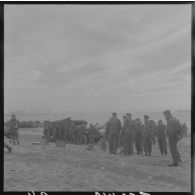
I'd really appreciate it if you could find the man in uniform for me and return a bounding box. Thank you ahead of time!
[87,124,97,151]
[107,112,122,154]
[123,113,135,155]
[135,118,144,155]
[119,115,127,154]
[7,114,20,145]
[143,115,154,156]
[157,120,167,156]
[163,110,182,167]
[150,120,157,142]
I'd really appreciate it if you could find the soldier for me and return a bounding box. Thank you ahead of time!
[143,115,155,156]
[87,124,97,151]
[123,113,135,155]
[150,120,157,144]
[163,110,182,167]
[7,114,20,145]
[135,119,144,155]
[119,115,127,154]
[107,112,122,154]
[157,120,167,156]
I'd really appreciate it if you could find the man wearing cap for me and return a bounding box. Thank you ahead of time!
[163,110,182,167]
[123,113,136,155]
[107,112,122,154]
[143,115,154,156]
[157,120,167,156]
[7,114,20,145]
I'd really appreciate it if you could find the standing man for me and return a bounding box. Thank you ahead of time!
[150,120,157,144]
[135,118,144,155]
[121,115,129,154]
[119,115,128,154]
[163,110,182,167]
[143,115,154,156]
[87,124,96,151]
[157,120,167,156]
[123,113,136,155]
[7,114,20,145]
[107,112,122,154]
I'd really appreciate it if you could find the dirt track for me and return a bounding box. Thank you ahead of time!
[4,129,191,191]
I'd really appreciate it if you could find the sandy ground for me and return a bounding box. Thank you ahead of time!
[4,128,191,192]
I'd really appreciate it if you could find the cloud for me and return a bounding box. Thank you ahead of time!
[4,5,191,112]
[36,62,107,88]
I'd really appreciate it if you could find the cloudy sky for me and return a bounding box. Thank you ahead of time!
[4,4,191,113]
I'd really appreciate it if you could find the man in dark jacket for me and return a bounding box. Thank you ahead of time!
[157,120,167,155]
[135,118,144,155]
[163,110,182,167]
[143,115,155,156]
[123,113,136,155]
[107,112,122,154]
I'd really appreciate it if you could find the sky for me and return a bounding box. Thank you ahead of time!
[4,4,191,113]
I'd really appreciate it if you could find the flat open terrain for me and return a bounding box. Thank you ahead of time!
[4,128,191,192]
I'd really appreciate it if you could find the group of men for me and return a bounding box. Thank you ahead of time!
[4,110,186,167]
[43,119,102,147]
[105,110,184,167]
